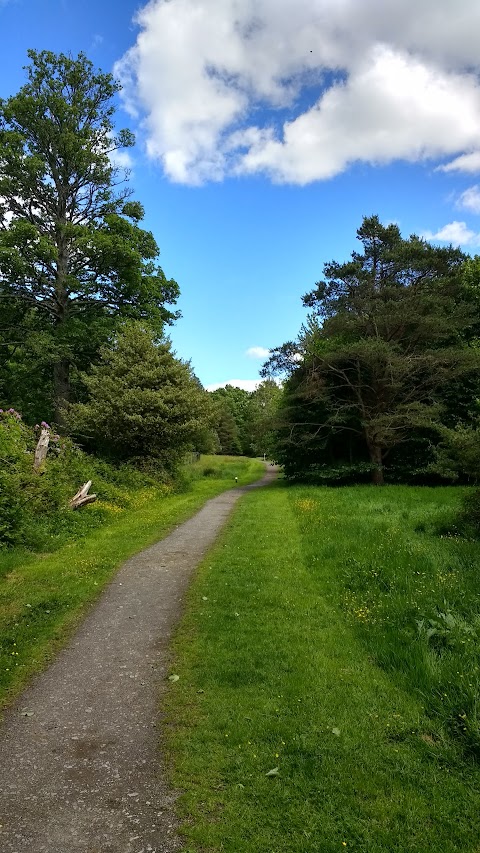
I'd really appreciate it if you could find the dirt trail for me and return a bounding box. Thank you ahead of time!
[0,467,277,853]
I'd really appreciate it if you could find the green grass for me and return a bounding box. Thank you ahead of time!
[0,455,265,708]
[164,483,480,853]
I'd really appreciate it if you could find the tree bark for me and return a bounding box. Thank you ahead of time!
[368,442,384,485]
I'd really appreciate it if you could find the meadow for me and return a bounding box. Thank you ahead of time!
[164,482,480,853]
[0,455,264,708]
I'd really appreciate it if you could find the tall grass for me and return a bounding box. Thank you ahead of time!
[289,485,480,758]
[164,482,480,852]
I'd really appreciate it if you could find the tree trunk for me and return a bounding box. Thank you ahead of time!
[368,442,384,485]
[53,215,70,427]
[53,357,70,427]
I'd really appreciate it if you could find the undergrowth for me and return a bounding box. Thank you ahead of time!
[0,454,264,707]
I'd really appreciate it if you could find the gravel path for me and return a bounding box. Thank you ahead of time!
[0,468,277,853]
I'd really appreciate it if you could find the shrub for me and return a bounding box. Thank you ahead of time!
[0,410,34,544]
[458,488,480,538]
[0,408,172,549]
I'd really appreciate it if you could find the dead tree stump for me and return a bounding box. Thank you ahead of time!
[33,428,50,472]
[69,481,97,510]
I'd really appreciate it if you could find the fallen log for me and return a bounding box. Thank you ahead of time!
[69,480,97,510]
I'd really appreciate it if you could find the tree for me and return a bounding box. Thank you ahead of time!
[214,404,242,455]
[0,298,53,422]
[246,380,282,458]
[210,385,252,455]
[264,216,480,484]
[66,323,213,470]
[0,50,179,424]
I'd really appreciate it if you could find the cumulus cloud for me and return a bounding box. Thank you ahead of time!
[116,0,480,184]
[439,151,480,173]
[206,379,261,392]
[456,185,480,213]
[109,148,134,171]
[423,220,480,246]
[246,346,270,359]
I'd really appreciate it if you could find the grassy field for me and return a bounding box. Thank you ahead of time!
[0,455,264,709]
[164,482,480,853]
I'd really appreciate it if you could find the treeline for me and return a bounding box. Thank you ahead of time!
[0,50,275,547]
[3,51,480,545]
[264,216,480,529]
[210,380,280,457]
[0,50,278,463]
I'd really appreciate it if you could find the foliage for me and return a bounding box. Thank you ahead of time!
[0,409,32,543]
[210,381,282,458]
[0,407,162,547]
[246,380,282,457]
[214,401,242,455]
[67,322,214,470]
[265,215,480,483]
[457,490,480,538]
[432,422,480,483]
[210,385,252,455]
[0,50,179,421]
[429,409,480,537]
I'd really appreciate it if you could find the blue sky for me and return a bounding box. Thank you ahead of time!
[2,0,480,390]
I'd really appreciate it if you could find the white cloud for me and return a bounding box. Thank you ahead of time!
[116,0,480,185]
[239,47,480,183]
[245,346,270,359]
[90,33,104,52]
[423,220,480,246]
[111,150,133,170]
[109,148,134,171]
[456,185,480,213]
[439,151,480,173]
[206,379,261,392]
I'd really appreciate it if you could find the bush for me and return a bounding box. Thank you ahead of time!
[0,409,172,549]
[457,488,480,538]
[0,410,34,543]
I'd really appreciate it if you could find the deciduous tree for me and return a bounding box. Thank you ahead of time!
[0,50,179,423]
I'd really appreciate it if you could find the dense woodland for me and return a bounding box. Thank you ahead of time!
[1,50,480,547]
[262,216,480,532]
